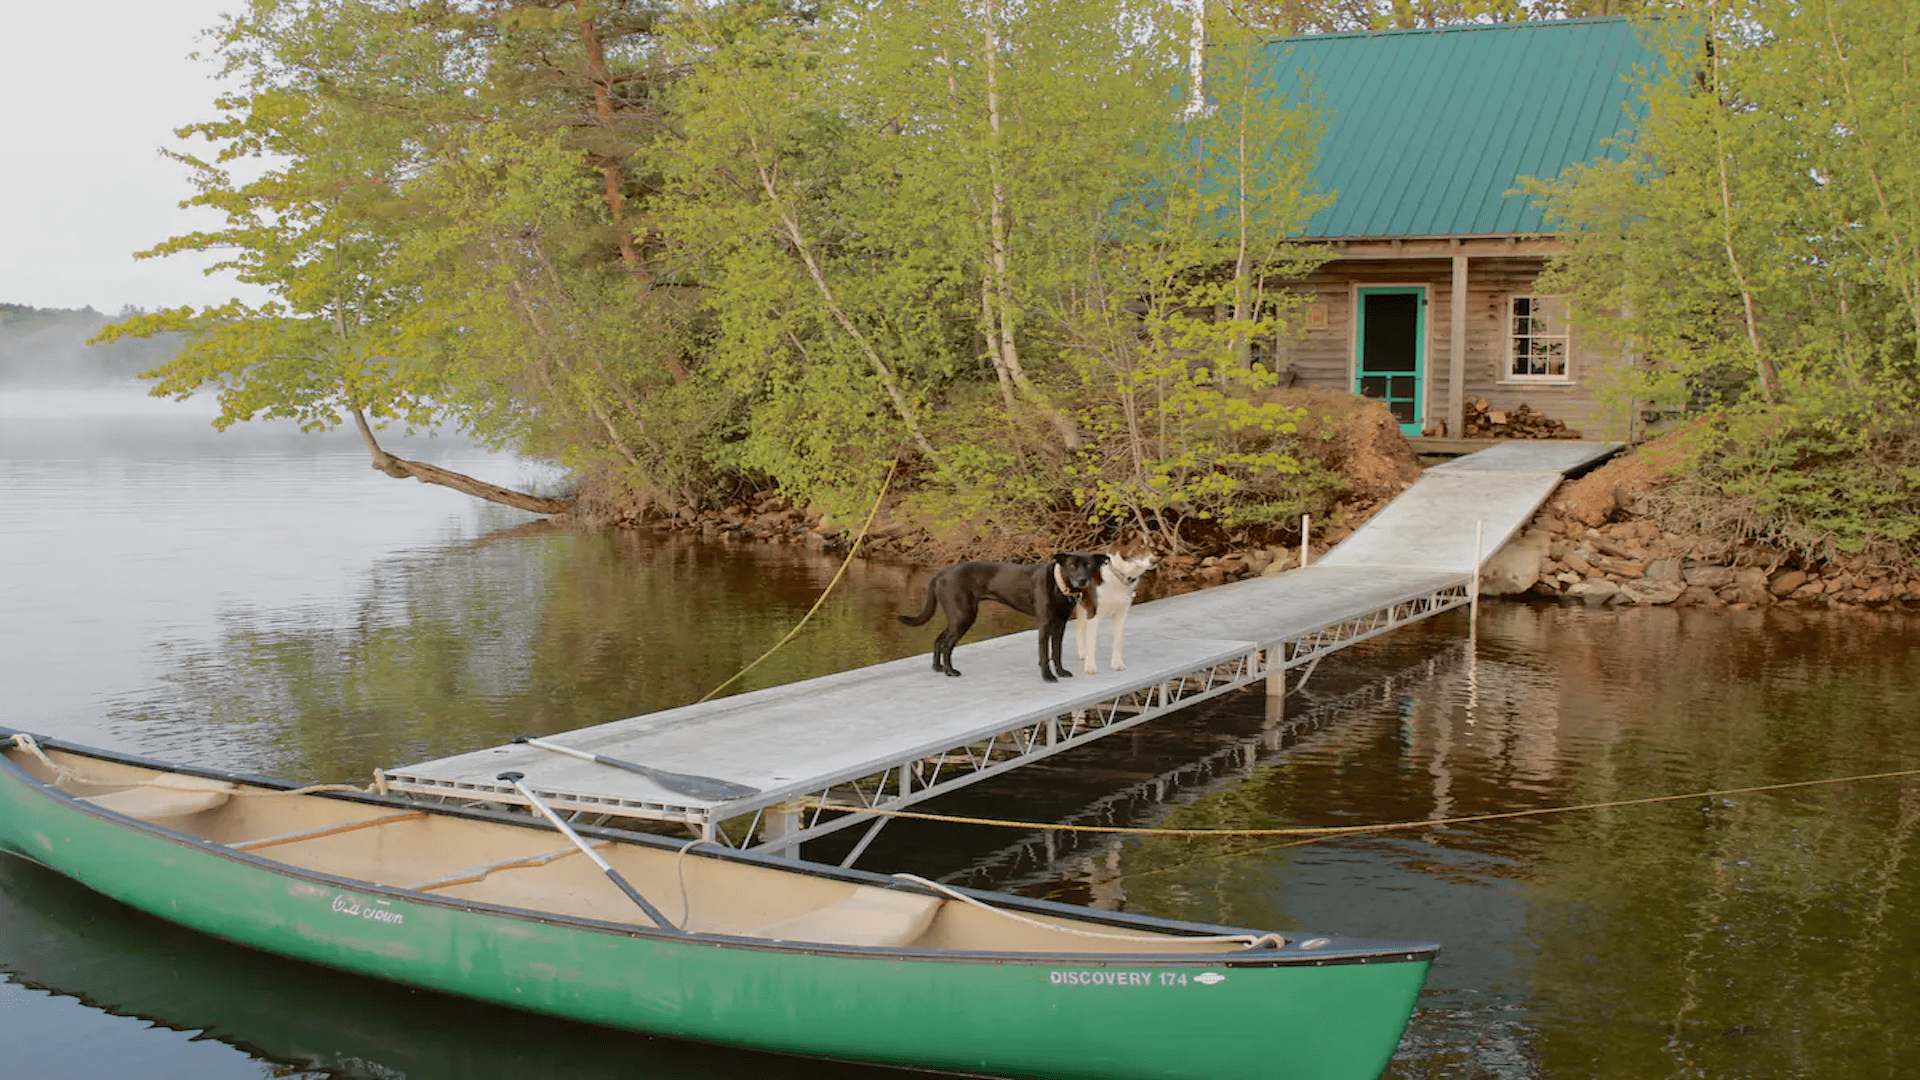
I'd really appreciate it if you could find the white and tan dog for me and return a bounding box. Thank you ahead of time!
[1072,534,1158,674]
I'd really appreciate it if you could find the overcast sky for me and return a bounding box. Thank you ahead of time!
[1,1,271,313]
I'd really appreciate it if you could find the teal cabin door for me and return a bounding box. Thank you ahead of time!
[1355,287,1426,435]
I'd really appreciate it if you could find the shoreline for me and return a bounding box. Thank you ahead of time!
[620,452,1920,614]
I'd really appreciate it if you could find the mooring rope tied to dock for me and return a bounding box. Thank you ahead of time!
[697,460,899,704]
[802,766,1920,838]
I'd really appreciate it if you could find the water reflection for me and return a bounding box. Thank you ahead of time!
[943,641,1478,904]
[1052,605,1920,1080]
[107,528,1033,782]
[1,382,554,751]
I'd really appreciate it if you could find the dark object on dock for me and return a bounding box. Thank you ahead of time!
[897,553,1104,681]
[512,735,759,802]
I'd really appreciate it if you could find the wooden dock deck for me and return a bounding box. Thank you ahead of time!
[384,440,1617,860]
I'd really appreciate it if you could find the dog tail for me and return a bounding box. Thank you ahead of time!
[896,579,939,626]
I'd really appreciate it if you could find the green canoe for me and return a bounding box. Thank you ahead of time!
[0,731,1435,1080]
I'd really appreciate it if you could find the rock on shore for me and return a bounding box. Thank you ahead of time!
[629,435,1920,612]
[1474,511,1920,610]
[1474,448,1920,611]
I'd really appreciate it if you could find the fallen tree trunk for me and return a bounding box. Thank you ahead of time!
[353,409,573,517]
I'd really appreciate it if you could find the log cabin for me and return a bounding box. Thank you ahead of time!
[1243,17,1659,443]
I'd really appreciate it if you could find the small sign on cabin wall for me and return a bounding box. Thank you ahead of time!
[1304,302,1329,331]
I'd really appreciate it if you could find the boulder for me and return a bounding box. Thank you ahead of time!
[1261,551,1300,577]
[1567,579,1620,606]
[1733,567,1774,606]
[1678,584,1725,607]
[1618,579,1686,605]
[1769,569,1809,597]
[1592,555,1645,579]
[1480,529,1550,596]
[1644,556,1683,583]
[1683,565,1736,589]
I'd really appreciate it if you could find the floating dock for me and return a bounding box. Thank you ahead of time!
[383,441,1617,861]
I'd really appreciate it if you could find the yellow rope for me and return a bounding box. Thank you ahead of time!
[802,766,1920,838]
[697,460,900,704]
[234,783,370,797]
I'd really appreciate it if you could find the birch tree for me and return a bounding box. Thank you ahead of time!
[660,0,1191,513]
[1063,30,1333,538]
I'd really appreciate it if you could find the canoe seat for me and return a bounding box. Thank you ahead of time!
[750,886,943,948]
[81,773,235,820]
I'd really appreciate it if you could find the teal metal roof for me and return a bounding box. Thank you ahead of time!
[1253,18,1658,239]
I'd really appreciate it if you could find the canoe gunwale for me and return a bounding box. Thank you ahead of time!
[0,731,1439,969]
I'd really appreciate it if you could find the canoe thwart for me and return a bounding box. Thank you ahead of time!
[232,810,428,852]
[79,773,236,821]
[751,886,944,948]
[406,843,596,892]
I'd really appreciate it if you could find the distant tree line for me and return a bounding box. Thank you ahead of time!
[0,304,178,385]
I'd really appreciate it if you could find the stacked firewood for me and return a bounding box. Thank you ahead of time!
[1462,398,1579,439]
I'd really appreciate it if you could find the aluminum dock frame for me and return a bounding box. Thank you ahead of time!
[382,441,1616,860]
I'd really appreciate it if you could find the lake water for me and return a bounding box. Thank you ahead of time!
[3,384,1917,1079]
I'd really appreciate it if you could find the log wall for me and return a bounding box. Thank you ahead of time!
[1265,256,1633,440]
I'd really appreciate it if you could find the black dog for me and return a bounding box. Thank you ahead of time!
[897,553,1107,682]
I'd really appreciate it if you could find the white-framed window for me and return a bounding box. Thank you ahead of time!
[1506,295,1570,381]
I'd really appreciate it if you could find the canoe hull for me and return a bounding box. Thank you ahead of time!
[0,745,1431,1080]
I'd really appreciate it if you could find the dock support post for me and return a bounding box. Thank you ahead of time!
[1471,520,1484,637]
[1449,253,1469,439]
[762,800,804,859]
